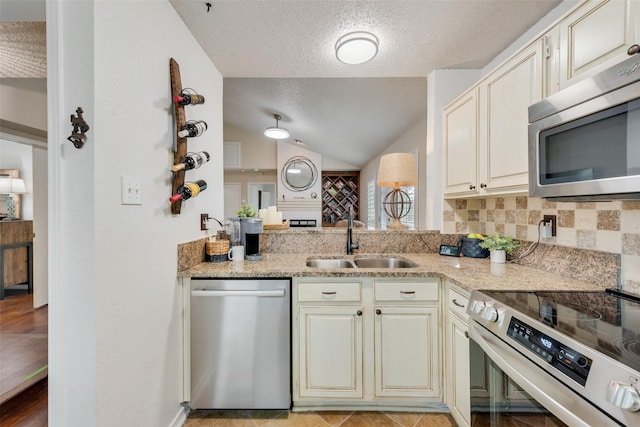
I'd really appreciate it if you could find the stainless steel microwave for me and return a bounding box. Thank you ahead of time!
[528,50,640,201]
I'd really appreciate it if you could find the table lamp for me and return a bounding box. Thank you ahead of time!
[377,153,417,230]
[0,176,27,220]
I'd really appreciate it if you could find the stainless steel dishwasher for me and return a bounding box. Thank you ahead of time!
[189,279,291,409]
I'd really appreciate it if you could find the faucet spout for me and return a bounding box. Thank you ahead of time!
[346,205,359,255]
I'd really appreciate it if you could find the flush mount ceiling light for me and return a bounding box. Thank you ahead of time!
[335,31,379,65]
[264,113,289,139]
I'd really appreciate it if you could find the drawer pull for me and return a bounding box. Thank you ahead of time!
[452,299,466,308]
[321,291,337,295]
[400,291,416,295]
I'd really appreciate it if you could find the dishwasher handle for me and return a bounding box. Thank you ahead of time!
[191,289,286,298]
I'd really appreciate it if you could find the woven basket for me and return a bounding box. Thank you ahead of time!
[205,239,229,262]
[460,237,489,258]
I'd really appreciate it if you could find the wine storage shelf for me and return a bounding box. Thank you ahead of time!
[322,171,360,227]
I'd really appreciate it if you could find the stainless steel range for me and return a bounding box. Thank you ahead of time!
[467,288,640,426]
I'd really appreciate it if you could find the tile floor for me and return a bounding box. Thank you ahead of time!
[185,410,457,427]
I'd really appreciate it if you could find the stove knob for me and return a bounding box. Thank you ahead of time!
[481,306,499,322]
[470,300,485,314]
[607,381,640,412]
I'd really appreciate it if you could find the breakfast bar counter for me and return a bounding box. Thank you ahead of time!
[179,253,610,293]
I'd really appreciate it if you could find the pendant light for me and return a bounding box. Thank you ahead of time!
[264,114,289,139]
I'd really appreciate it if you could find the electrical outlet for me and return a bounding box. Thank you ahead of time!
[121,176,142,205]
[543,214,557,236]
[201,213,209,230]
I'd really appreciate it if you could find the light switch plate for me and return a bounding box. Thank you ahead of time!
[121,175,142,205]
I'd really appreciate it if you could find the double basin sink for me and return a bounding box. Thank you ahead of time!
[306,256,417,269]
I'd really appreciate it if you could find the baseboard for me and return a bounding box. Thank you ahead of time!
[169,405,189,427]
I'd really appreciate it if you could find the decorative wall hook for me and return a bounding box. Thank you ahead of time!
[67,107,90,149]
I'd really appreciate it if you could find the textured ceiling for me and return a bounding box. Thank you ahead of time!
[170,0,564,167]
[0,22,46,78]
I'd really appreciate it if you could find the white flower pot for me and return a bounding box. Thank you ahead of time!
[490,249,506,264]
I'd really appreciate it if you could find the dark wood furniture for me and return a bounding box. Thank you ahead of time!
[0,220,33,300]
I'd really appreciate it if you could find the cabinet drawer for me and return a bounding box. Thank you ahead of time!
[374,281,438,302]
[298,282,361,302]
[448,287,469,320]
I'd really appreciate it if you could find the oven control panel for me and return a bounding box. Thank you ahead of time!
[508,317,592,386]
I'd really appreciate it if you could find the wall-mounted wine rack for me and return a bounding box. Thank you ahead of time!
[169,58,208,214]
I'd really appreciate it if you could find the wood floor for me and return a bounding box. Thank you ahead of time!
[0,291,48,426]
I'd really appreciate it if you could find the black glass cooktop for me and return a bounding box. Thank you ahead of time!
[480,289,640,373]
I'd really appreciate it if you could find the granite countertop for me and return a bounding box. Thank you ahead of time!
[180,253,609,293]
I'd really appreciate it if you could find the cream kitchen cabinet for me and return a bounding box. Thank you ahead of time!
[293,277,442,409]
[477,38,544,194]
[558,0,640,89]
[444,282,471,427]
[444,39,544,198]
[295,280,363,399]
[444,87,479,197]
[373,280,440,399]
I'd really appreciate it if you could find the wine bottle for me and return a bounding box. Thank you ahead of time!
[171,151,210,172]
[177,120,207,138]
[173,92,205,105]
[169,180,207,203]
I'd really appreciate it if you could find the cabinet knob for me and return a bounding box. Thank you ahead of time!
[628,44,640,55]
[357,310,363,316]
[464,331,469,339]
[469,184,476,190]
[376,309,382,315]
[480,183,487,189]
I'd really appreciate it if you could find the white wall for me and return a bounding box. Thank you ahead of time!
[0,138,33,219]
[0,78,47,130]
[48,1,223,426]
[360,118,427,229]
[224,123,276,170]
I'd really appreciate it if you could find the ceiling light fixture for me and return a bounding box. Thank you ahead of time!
[264,113,289,139]
[335,31,379,65]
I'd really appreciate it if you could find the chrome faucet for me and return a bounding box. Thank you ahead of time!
[346,205,359,255]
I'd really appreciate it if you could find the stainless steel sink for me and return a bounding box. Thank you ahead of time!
[353,257,418,268]
[306,256,417,269]
[306,259,356,268]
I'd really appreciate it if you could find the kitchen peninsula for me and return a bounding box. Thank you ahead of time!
[178,229,618,417]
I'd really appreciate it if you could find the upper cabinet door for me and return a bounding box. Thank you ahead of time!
[479,39,544,193]
[559,0,640,89]
[444,87,479,197]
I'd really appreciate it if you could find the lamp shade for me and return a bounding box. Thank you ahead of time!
[0,177,11,194]
[377,153,418,188]
[10,178,27,194]
[0,177,26,194]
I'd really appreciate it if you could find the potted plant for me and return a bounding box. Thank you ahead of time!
[479,232,520,263]
[235,203,257,218]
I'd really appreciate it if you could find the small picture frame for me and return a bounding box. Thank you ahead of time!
[439,244,460,257]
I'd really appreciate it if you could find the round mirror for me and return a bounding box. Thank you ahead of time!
[281,156,318,191]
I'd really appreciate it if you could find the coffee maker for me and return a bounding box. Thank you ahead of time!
[240,217,263,261]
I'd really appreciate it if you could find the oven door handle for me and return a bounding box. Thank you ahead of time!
[469,322,617,427]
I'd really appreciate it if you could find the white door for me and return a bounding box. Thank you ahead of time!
[32,146,48,307]
[224,182,241,219]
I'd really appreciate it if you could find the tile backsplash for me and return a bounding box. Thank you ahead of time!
[443,196,640,292]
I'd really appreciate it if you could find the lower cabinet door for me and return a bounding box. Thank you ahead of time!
[447,312,471,427]
[374,306,440,398]
[298,306,363,398]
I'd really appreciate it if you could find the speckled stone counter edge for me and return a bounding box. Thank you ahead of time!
[178,229,620,289]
